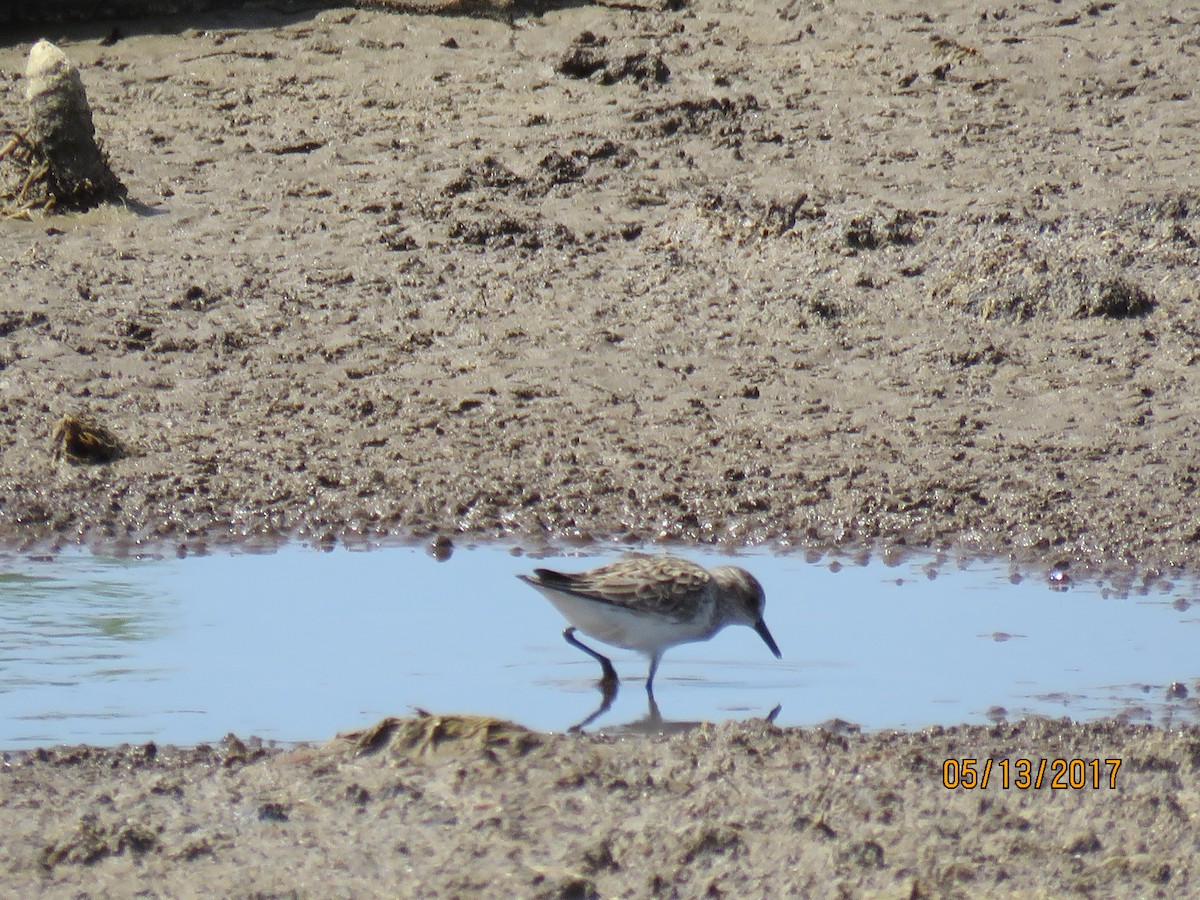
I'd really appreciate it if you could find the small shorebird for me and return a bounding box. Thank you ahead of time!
[518,555,781,695]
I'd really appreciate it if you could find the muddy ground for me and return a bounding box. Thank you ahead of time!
[2,1,1200,896]
[2,717,1197,898]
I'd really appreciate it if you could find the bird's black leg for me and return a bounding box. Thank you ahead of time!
[563,627,618,686]
[563,627,618,732]
[645,653,661,697]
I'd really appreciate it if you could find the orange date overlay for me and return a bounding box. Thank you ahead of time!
[942,758,1122,790]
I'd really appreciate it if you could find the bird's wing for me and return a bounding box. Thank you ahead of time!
[530,556,712,622]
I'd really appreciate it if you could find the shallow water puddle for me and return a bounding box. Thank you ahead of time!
[1,545,1198,748]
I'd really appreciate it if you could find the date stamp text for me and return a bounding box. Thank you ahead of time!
[942,758,1121,790]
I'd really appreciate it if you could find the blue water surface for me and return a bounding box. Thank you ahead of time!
[0,544,1197,748]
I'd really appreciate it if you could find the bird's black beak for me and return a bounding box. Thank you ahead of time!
[754,618,782,659]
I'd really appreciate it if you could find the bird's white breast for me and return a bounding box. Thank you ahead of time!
[533,587,718,655]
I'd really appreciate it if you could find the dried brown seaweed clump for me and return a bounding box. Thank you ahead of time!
[52,413,125,464]
[1,40,125,217]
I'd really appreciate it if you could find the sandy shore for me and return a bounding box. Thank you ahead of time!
[4,717,1197,897]
[3,1,1200,894]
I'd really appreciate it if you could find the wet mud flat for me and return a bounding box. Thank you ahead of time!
[2,716,1196,897]
[0,1,1197,573]
[2,1,1200,896]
